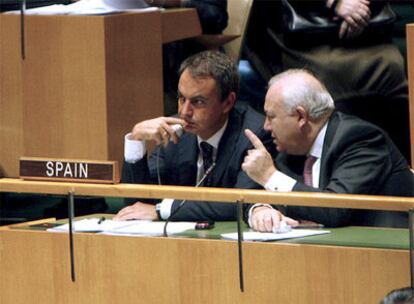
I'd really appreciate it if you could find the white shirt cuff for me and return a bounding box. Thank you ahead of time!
[159,198,174,220]
[124,133,146,163]
[247,203,273,228]
[264,170,296,192]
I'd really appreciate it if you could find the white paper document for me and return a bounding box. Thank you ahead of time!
[106,221,197,236]
[48,218,196,236]
[221,229,330,241]
[47,218,135,232]
[6,0,158,15]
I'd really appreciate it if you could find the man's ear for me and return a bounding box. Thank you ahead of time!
[296,106,308,128]
[222,92,236,113]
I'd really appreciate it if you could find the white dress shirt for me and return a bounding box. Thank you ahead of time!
[264,122,328,191]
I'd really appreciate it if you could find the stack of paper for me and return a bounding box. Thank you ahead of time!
[48,218,134,232]
[6,0,158,15]
[221,229,330,241]
[48,218,330,240]
[48,218,196,236]
[106,221,197,236]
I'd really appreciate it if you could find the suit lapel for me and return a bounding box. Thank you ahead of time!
[177,134,198,186]
[319,112,340,188]
[277,153,305,182]
[211,110,242,185]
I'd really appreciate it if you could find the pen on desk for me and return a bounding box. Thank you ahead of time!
[295,223,324,229]
[98,217,106,224]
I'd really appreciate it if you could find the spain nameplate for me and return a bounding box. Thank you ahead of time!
[19,157,120,184]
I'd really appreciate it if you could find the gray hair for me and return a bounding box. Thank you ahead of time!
[268,69,334,120]
[179,50,239,102]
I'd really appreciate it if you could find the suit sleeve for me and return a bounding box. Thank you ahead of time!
[168,161,262,222]
[285,128,393,227]
[121,145,166,206]
[121,159,150,185]
[169,129,270,222]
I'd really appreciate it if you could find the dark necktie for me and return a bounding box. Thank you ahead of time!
[200,141,214,186]
[303,155,317,186]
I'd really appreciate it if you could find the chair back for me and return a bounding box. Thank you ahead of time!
[223,0,254,62]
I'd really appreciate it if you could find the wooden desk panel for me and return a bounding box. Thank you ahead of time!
[0,10,201,177]
[2,178,414,211]
[0,181,409,303]
[0,229,409,304]
[162,8,201,43]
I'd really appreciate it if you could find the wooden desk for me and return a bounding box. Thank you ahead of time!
[0,9,201,177]
[2,178,414,211]
[0,223,409,304]
[407,24,414,167]
[1,179,412,303]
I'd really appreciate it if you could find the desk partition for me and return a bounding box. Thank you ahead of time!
[0,178,413,303]
[0,9,201,177]
[407,24,414,167]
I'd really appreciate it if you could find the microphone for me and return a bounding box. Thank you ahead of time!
[170,124,184,139]
[162,162,216,237]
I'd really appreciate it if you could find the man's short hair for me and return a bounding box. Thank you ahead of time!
[179,50,239,102]
[269,69,334,120]
[381,287,414,304]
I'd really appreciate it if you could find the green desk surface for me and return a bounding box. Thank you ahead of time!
[180,222,409,250]
[15,214,410,251]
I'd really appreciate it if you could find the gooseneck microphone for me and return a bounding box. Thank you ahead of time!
[170,124,184,138]
[162,162,216,237]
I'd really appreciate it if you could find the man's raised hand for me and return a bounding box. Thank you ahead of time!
[242,129,276,186]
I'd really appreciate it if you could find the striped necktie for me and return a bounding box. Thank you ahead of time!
[303,156,317,186]
[200,141,214,186]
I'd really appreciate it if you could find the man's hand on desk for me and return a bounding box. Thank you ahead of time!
[113,202,158,221]
[251,206,298,233]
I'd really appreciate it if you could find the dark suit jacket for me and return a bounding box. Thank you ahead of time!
[122,104,272,221]
[274,112,414,227]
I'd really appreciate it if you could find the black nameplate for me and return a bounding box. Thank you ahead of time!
[19,157,120,184]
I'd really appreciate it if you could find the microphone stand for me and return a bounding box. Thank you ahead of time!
[162,162,216,237]
[67,191,76,282]
[20,0,26,60]
[236,199,244,292]
[409,208,414,289]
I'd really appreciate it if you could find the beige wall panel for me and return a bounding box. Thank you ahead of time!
[21,15,108,161]
[104,12,163,163]
[0,15,24,176]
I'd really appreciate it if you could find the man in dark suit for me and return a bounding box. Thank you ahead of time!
[242,69,414,232]
[144,0,229,115]
[242,0,411,161]
[114,50,270,221]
